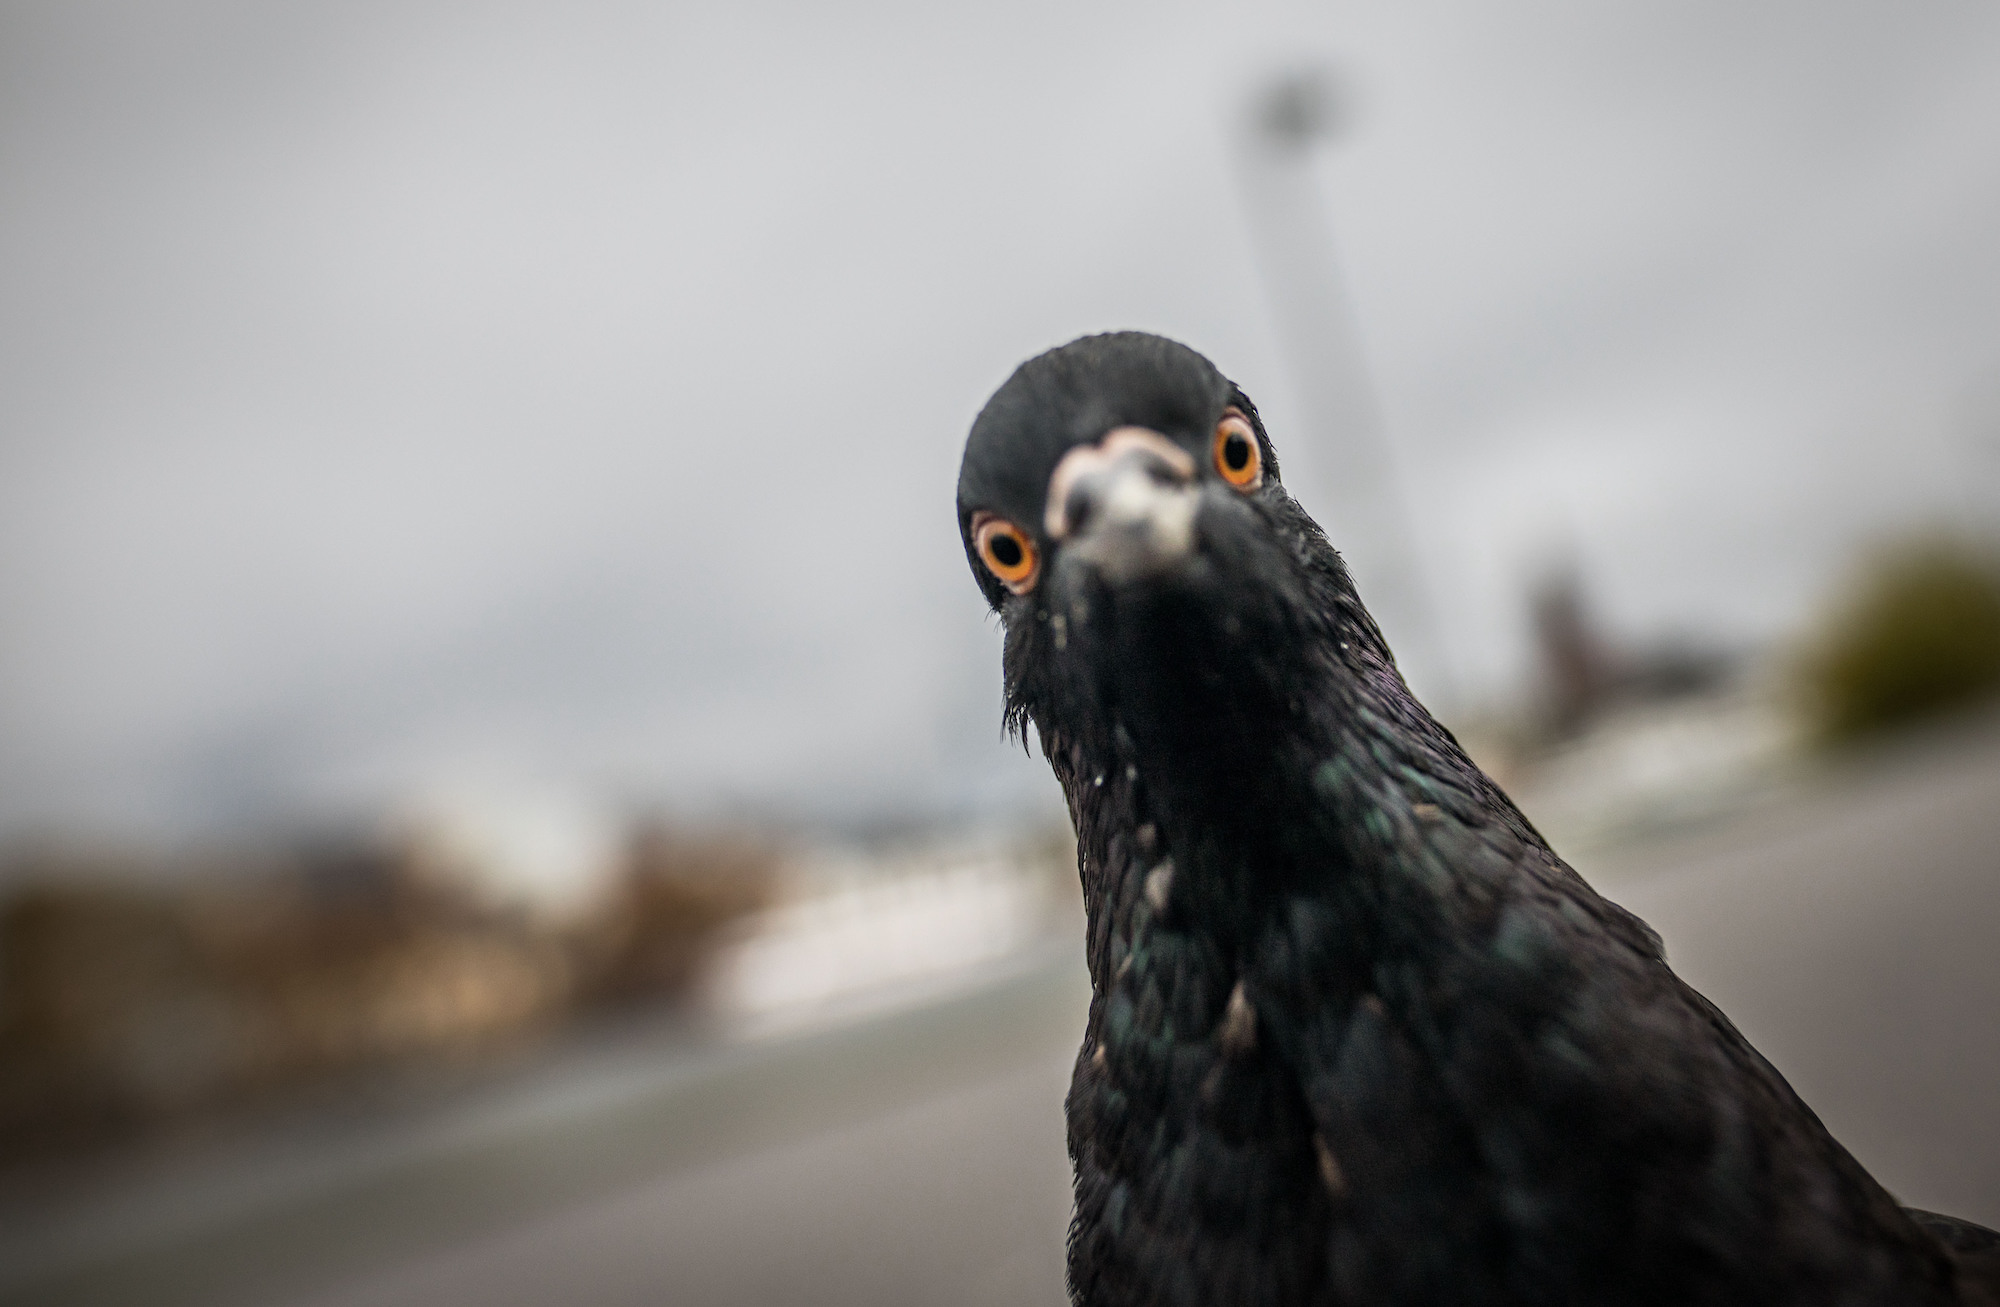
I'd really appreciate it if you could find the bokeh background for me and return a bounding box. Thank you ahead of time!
[4,3,2000,1305]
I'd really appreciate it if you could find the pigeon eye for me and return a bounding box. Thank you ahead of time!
[973,514,1040,594]
[1214,411,1262,490]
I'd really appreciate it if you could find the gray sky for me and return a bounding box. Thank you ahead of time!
[4,1,2000,842]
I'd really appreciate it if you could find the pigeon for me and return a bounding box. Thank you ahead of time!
[953,331,2000,1306]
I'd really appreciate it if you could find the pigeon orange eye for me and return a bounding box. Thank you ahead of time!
[1214,411,1262,489]
[974,514,1040,594]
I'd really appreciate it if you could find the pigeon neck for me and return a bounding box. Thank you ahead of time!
[1044,620,1486,984]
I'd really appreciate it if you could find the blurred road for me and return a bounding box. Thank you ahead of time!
[7,725,2000,1307]
[2,954,1090,1307]
[287,1057,1075,1307]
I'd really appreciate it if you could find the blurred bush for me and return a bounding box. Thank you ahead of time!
[577,826,776,1004]
[1797,534,2000,747]
[0,829,773,1169]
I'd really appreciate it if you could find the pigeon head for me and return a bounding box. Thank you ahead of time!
[956,332,1393,809]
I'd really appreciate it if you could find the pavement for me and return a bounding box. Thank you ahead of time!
[288,1057,1075,1307]
[6,723,2000,1307]
[1,951,1089,1307]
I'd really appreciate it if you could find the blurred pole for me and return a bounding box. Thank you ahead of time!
[1233,69,1457,709]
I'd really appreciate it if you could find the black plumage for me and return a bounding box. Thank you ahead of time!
[954,331,2000,1306]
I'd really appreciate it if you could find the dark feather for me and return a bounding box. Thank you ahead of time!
[956,332,1997,1306]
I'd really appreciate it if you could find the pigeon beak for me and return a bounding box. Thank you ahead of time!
[1045,427,1200,583]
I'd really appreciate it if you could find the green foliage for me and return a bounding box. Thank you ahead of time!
[1800,535,2000,747]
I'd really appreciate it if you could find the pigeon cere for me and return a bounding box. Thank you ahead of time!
[954,332,2000,1306]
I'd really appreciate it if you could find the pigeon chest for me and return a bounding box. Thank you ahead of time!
[1063,812,1342,1306]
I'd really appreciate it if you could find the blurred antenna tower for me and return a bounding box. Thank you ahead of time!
[1235,68,1456,708]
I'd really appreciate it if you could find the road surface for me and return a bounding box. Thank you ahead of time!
[7,725,1999,1307]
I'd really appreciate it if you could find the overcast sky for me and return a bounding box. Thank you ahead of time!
[4,1,1999,844]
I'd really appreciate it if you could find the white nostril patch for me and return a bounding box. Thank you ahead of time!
[1103,470,1171,525]
[1058,460,1197,582]
[1045,426,1193,540]
[1101,469,1194,553]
